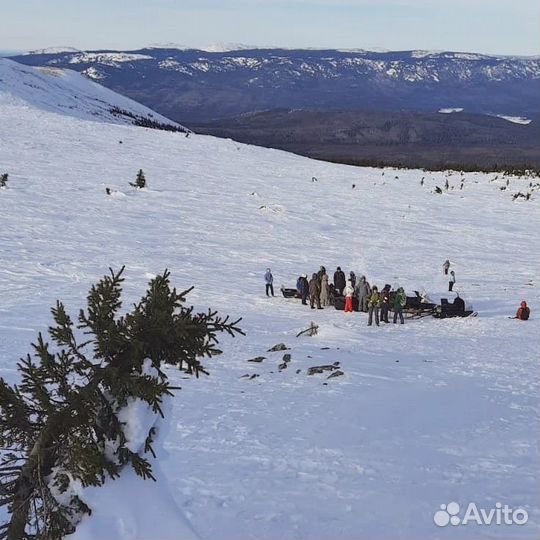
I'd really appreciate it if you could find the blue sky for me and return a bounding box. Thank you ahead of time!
[3,0,539,55]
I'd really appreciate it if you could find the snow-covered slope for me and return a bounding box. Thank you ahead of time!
[0,63,539,539]
[0,58,183,129]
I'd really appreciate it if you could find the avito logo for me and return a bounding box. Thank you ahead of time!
[434,502,528,527]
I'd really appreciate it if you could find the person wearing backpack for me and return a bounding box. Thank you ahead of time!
[393,287,407,324]
[516,301,530,320]
[367,286,380,326]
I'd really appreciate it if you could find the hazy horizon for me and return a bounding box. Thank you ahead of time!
[3,0,539,57]
[2,44,540,58]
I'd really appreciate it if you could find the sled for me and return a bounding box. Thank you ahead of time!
[281,287,299,299]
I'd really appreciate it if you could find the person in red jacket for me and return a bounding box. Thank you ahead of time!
[516,301,530,320]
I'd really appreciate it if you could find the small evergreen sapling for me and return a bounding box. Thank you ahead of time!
[130,169,147,189]
[0,268,243,540]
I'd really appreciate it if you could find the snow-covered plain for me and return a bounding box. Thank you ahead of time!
[0,59,539,539]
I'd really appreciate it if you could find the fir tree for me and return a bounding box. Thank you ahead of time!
[0,174,8,188]
[0,268,243,540]
[130,169,147,189]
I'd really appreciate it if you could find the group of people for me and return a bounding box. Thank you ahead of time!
[265,263,531,323]
[443,259,457,291]
[293,266,408,326]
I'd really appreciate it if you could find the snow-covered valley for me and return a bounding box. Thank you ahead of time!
[0,59,539,539]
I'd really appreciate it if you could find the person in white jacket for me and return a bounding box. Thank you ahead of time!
[343,280,355,312]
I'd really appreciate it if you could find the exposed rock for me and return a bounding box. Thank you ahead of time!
[278,362,288,371]
[240,373,260,379]
[247,356,266,363]
[268,343,289,352]
[307,364,340,376]
[296,369,301,374]
[327,370,344,379]
[282,353,291,363]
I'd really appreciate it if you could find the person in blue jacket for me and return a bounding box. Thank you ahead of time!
[296,274,309,305]
[264,268,274,297]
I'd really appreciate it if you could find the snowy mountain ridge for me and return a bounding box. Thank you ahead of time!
[0,58,183,130]
[25,47,540,81]
[14,47,539,122]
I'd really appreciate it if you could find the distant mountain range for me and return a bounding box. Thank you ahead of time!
[13,47,540,123]
[12,47,539,169]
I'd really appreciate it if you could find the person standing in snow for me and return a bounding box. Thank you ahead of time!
[367,286,380,326]
[300,274,309,306]
[328,284,336,306]
[333,266,346,296]
[320,273,330,306]
[443,259,451,275]
[296,275,303,296]
[349,271,357,288]
[264,268,274,297]
[356,275,371,312]
[393,287,407,324]
[448,270,456,292]
[297,274,309,305]
[379,284,391,323]
[343,280,355,313]
[316,266,326,305]
[515,301,530,320]
[317,266,327,284]
[309,273,322,309]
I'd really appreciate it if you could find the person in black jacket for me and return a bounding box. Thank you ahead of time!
[380,284,391,323]
[333,266,346,295]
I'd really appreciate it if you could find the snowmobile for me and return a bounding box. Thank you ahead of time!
[432,297,476,318]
